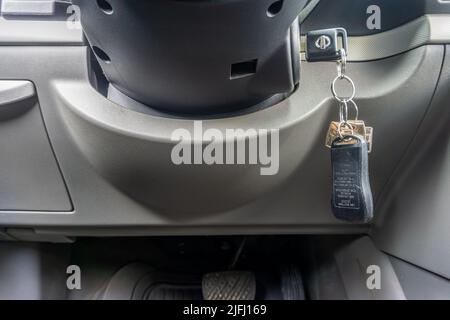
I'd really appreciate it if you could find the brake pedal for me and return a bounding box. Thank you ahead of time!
[202,271,256,300]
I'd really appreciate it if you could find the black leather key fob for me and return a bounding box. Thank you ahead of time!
[331,134,373,223]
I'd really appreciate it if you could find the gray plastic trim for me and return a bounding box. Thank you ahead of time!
[334,236,406,300]
[301,14,450,61]
[389,256,450,299]
[0,16,83,46]
[1,0,55,16]
[0,80,73,212]
[5,228,74,243]
[373,45,450,280]
[298,0,320,24]
[0,242,70,299]
[0,45,442,236]
[0,80,35,105]
[30,226,370,238]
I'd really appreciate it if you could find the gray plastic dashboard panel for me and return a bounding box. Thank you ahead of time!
[0,80,72,211]
[0,16,83,46]
[301,0,450,36]
[0,44,443,236]
[1,0,55,16]
[373,45,450,280]
[301,14,450,61]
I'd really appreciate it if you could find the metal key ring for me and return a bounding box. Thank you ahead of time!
[339,100,348,123]
[337,48,347,78]
[331,74,356,103]
[347,99,359,121]
[338,121,354,139]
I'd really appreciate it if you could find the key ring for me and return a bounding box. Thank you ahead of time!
[331,74,356,103]
[337,121,354,139]
[339,99,359,122]
[347,99,359,121]
[337,48,347,78]
[339,100,348,123]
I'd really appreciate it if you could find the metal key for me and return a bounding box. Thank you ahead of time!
[325,120,365,147]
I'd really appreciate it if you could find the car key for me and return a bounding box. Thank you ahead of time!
[365,126,374,153]
[306,27,374,223]
[306,28,348,62]
[325,100,373,152]
[325,120,367,149]
[331,134,373,223]
[326,121,373,153]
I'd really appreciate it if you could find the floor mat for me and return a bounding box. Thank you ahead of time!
[101,263,202,300]
[99,263,305,300]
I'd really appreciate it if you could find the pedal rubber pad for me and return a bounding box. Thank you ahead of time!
[280,265,305,300]
[202,271,256,300]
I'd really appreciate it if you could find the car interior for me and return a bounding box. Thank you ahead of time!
[0,0,449,300]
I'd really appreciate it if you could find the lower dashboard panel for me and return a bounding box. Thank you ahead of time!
[0,44,445,235]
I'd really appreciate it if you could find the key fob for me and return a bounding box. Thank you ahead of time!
[331,134,373,223]
[306,28,348,62]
